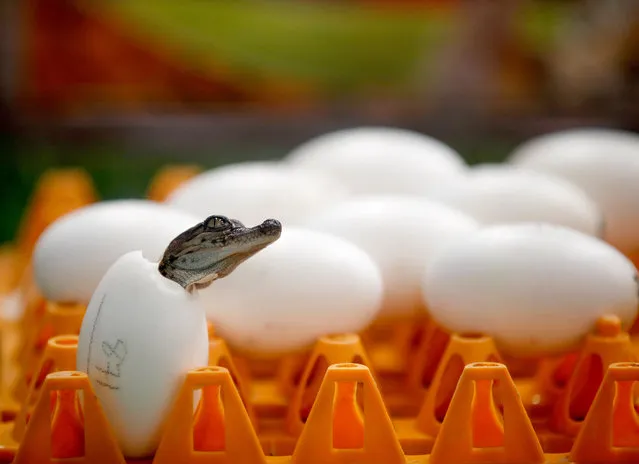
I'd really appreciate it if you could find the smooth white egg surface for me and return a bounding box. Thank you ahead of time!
[33,200,200,303]
[283,126,467,196]
[427,164,602,236]
[507,128,639,253]
[422,223,639,358]
[304,196,480,318]
[200,227,383,357]
[76,250,208,458]
[165,161,347,227]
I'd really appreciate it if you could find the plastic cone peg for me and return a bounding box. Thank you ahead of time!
[15,168,96,261]
[276,352,309,397]
[12,335,79,442]
[13,371,126,464]
[15,293,47,367]
[153,366,267,464]
[47,302,86,339]
[291,363,405,464]
[407,319,451,391]
[430,362,545,464]
[0,244,19,294]
[286,333,374,436]
[570,362,639,463]
[390,316,428,373]
[415,333,502,437]
[147,164,201,202]
[207,336,256,427]
[528,352,578,412]
[13,302,85,403]
[550,315,636,436]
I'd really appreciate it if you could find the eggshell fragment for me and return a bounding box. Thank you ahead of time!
[427,164,602,236]
[422,223,639,358]
[76,250,208,458]
[166,161,347,226]
[305,196,480,318]
[283,126,467,196]
[507,128,639,253]
[33,200,200,303]
[200,227,383,357]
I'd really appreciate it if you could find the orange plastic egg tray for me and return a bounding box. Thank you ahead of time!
[0,167,638,464]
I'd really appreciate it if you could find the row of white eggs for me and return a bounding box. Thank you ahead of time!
[165,126,639,249]
[30,126,639,457]
[34,126,639,354]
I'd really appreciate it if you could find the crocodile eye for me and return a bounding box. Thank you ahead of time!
[204,216,232,230]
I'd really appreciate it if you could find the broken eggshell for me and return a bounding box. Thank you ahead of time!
[422,223,639,358]
[32,200,200,303]
[199,227,384,357]
[76,250,208,458]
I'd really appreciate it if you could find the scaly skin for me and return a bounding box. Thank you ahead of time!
[158,215,282,293]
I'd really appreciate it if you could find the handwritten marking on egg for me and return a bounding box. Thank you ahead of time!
[507,128,639,253]
[422,223,639,358]
[428,164,602,236]
[283,126,467,196]
[304,196,480,318]
[33,200,200,303]
[165,161,348,227]
[76,250,209,458]
[199,227,384,357]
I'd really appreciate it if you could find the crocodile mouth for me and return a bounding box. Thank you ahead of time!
[213,245,270,278]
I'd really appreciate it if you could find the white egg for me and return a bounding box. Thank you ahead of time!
[507,128,639,253]
[33,200,200,303]
[283,126,467,196]
[76,250,208,458]
[165,161,347,226]
[304,196,480,318]
[200,227,383,357]
[422,223,639,358]
[427,164,602,236]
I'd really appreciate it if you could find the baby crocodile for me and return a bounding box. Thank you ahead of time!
[158,215,282,293]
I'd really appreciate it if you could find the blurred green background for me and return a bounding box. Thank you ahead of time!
[0,127,516,245]
[2,0,638,246]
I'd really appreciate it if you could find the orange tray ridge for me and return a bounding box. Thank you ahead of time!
[3,308,639,464]
[1,167,639,463]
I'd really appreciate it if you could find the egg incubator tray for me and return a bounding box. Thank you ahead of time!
[1,296,639,464]
[2,167,639,464]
